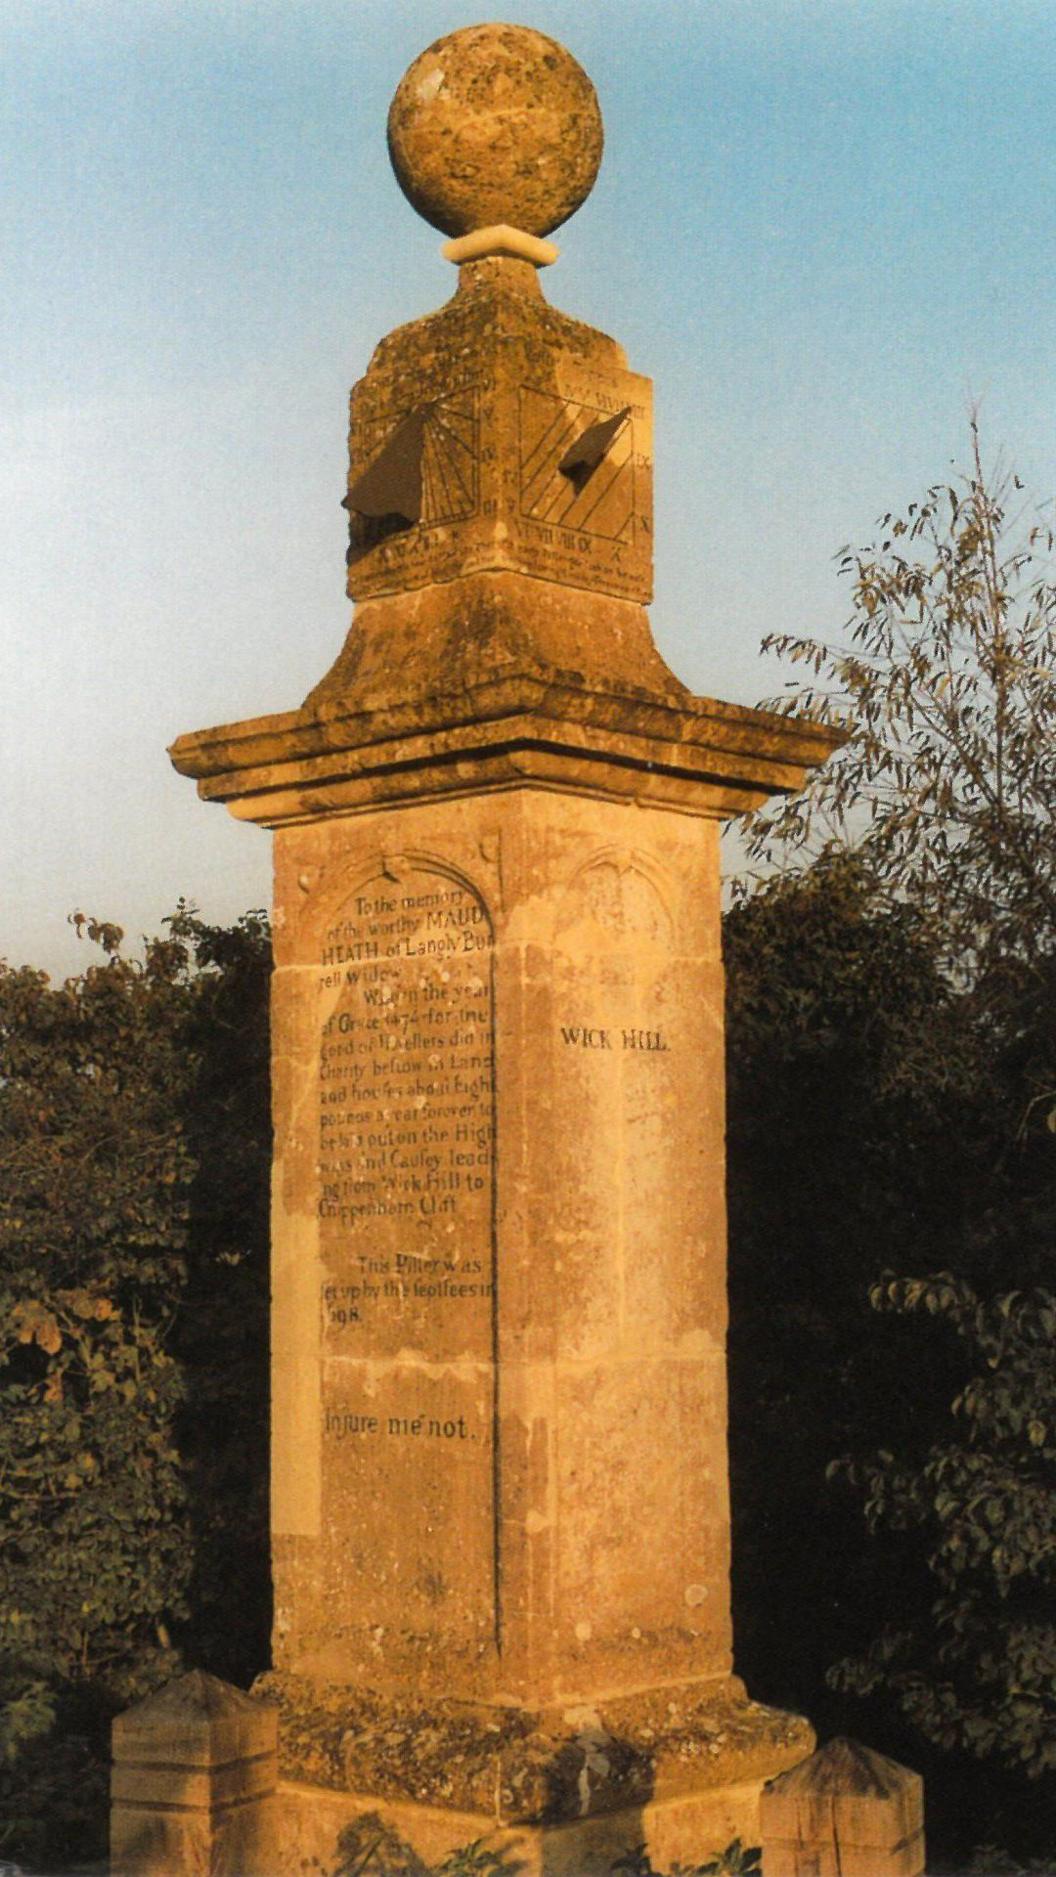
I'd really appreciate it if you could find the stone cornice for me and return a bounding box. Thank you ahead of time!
[169,670,846,828]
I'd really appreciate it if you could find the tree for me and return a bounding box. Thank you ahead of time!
[726,425,1056,1826]
[0,906,272,1866]
[724,858,987,1730]
[166,904,273,1690]
[743,420,1056,1041]
[829,1274,1056,1779]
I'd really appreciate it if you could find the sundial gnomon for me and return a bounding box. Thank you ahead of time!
[349,387,480,549]
[519,389,635,541]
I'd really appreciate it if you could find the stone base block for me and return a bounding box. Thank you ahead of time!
[110,1795,281,1877]
[275,1773,771,1877]
[248,1672,813,1875]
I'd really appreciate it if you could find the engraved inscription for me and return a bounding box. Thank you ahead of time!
[559,1023,670,1052]
[315,870,495,1358]
[314,868,497,1644]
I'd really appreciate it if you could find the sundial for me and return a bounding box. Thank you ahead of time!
[343,22,653,607]
[347,389,637,545]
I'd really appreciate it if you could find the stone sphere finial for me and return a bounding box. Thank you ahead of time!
[387,23,603,246]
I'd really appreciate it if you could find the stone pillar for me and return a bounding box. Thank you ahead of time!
[110,1671,278,1876]
[168,23,845,1877]
[760,1738,925,1877]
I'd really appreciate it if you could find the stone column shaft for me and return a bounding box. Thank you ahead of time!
[265,790,732,1711]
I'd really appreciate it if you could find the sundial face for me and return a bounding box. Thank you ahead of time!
[417,390,479,524]
[519,389,636,546]
[347,387,480,557]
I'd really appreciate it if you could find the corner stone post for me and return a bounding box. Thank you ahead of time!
[760,1736,925,1877]
[110,1670,278,1877]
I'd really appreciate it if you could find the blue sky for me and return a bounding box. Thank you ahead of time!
[4,0,1054,978]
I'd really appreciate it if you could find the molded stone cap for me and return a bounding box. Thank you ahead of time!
[112,1669,278,1766]
[766,1736,918,1800]
[169,672,847,830]
[761,1736,925,1873]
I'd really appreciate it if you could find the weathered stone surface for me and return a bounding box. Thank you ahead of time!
[761,1737,925,1877]
[387,24,603,238]
[164,324,840,1877]
[272,1777,775,1877]
[112,1669,277,1772]
[170,256,843,825]
[169,664,843,831]
[253,1668,810,1829]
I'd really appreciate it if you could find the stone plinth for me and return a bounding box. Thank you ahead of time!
[760,1738,925,1877]
[257,1674,810,1875]
[110,1671,278,1876]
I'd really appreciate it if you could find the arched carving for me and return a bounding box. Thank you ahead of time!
[297,847,495,956]
[554,846,676,983]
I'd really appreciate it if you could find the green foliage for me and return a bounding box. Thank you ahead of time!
[433,1843,524,1877]
[315,1826,758,1877]
[966,1845,1056,1874]
[724,857,991,1709]
[325,1814,525,1877]
[0,1677,107,1864]
[611,1839,760,1876]
[0,919,192,1856]
[0,904,272,1865]
[726,427,1056,1849]
[829,1277,1056,1777]
[743,418,1056,1002]
[165,903,273,1687]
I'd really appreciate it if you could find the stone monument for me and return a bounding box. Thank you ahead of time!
[167,23,842,1874]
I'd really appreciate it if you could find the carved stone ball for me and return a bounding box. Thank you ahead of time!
[387,23,603,238]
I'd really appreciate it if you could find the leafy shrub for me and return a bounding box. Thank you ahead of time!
[829,1276,1056,1778]
[612,1840,760,1876]
[316,1825,756,1877]
[0,906,272,1865]
[319,1812,525,1877]
[726,431,1056,1866]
